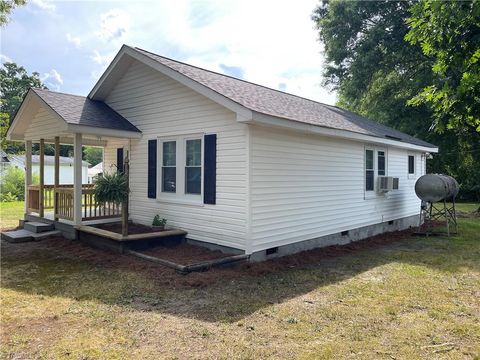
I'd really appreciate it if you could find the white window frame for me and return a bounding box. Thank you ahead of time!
[408,153,416,179]
[157,133,204,206]
[364,145,388,199]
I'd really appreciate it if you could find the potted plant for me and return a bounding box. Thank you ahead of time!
[93,171,129,235]
[152,215,167,231]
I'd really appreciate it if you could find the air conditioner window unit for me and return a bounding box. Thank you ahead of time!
[378,176,399,192]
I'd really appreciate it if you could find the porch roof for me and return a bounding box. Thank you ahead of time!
[7,88,141,142]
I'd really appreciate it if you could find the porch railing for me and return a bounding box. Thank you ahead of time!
[27,184,122,221]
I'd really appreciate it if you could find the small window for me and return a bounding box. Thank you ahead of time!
[162,141,176,192]
[365,149,374,191]
[185,139,201,194]
[378,151,386,176]
[408,155,415,175]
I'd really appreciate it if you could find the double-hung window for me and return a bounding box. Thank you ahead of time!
[365,149,374,192]
[408,155,415,176]
[365,147,387,195]
[377,151,386,176]
[158,134,203,203]
[185,139,202,194]
[162,141,176,193]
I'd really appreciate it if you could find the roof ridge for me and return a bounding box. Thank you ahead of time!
[133,46,335,109]
[32,87,86,99]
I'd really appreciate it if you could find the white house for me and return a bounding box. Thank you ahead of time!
[6,45,437,260]
[2,152,89,185]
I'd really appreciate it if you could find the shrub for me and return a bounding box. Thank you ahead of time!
[0,192,18,202]
[1,166,25,200]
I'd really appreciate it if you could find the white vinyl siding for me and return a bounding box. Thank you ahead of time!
[104,60,248,250]
[24,108,65,141]
[250,125,423,253]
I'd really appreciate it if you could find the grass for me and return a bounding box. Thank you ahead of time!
[0,201,24,230]
[0,202,479,359]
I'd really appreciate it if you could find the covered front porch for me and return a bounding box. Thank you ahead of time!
[6,87,142,227]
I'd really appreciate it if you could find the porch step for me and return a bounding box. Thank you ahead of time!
[1,229,61,243]
[23,221,55,233]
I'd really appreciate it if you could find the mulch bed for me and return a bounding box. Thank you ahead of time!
[140,243,229,264]
[93,222,159,234]
[1,225,423,288]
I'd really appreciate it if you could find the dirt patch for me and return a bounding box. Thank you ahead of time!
[93,221,161,234]
[1,226,422,288]
[140,243,229,264]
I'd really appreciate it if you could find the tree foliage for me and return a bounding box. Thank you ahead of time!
[0,0,25,26]
[313,0,480,200]
[0,62,47,119]
[83,147,103,167]
[405,0,480,134]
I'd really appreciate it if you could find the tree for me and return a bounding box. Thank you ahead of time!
[405,0,480,134]
[0,0,25,26]
[0,62,47,119]
[84,147,103,167]
[313,0,480,201]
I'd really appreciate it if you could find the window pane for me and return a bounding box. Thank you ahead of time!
[185,167,201,194]
[378,151,385,176]
[186,139,201,166]
[366,150,374,169]
[163,141,176,166]
[366,170,374,191]
[162,167,176,192]
[408,155,415,174]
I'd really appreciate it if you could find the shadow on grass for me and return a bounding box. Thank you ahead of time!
[1,217,479,323]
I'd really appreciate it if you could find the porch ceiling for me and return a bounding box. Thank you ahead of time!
[7,88,142,143]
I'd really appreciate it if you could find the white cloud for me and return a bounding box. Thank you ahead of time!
[66,33,81,48]
[90,50,115,66]
[42,69,63,90]
[121,0,336,104]
[30,0,56,11]
[0,54,13,63]
[97,9,130,41]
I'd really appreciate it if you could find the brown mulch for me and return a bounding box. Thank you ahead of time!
[141,243,229,264]
[93,222,159,234]
[1,225,422,288]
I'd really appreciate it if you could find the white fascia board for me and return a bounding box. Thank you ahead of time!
[66,124,142,139]
[89,45,253,119]
[244,111,438,153]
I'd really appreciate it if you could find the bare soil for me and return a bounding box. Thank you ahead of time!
[1,226,420,288]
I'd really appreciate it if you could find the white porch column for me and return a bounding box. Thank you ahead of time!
[24,140,32,215]
[73,133,83,225]
[39,139,45,217]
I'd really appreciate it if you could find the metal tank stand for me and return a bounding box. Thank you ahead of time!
[418,199,458,236]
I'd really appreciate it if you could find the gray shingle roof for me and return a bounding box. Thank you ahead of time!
[134,47,436,149]
[32,88,140,133]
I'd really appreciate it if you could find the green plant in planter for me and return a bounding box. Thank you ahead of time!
[93,172,129,234]
[152,215,167,228]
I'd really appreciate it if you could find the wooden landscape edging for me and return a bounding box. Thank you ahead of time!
[126,250,250,275]
[75,225,187,241]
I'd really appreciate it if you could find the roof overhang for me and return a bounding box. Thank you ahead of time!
[240,112,439,153]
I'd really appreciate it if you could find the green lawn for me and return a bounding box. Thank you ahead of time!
[1,203,479,359]
[0,201,24,230]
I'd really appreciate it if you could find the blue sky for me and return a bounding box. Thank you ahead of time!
[1,0,337,105]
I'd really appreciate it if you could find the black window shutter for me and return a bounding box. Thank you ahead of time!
[116,148,124,174]
[148,139,157,199]
[204,134,217,204]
